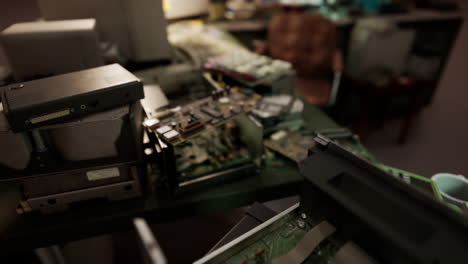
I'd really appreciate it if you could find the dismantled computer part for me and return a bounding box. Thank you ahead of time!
[315,127,355,140]
[322,130,445,201]
[379,164,444,202]
[145,88,263,194]
[264,130,315,163]
[310,128,439,200]
[196,136,468,264]
[1,64,144,132]
[18,163,142,214]
[194,203,376,264]
[299,136,468,263]
[39,105,130,161]
[252,94,304,134]
[204,51,292,87]
[0,102,144,182]
[13,103,145,213]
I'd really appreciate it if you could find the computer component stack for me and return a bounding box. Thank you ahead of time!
[144,87,263,195]
[0,64,145,214]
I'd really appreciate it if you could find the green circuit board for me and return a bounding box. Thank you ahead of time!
[224,210,344,264]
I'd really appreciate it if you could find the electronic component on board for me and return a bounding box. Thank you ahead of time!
[195,137,468,264]
[146,87,263,194]
[156,125,172,135]
[264,130,315,163]
[163,130,180,141]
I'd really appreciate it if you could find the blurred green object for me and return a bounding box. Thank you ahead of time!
[318,5,350,21]
[432,173,468,212]
[355,0,391,12]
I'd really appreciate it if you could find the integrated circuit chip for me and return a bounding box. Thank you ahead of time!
[156,125,172,134]
[163,130,179,141]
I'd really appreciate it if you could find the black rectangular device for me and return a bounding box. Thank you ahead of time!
[1,63,144,132]
[300,135,468,264]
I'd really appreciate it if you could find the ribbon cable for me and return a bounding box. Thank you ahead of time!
[272,221,336,264]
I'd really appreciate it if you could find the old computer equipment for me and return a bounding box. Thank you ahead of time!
[0,19,104,81]
[37,0,173,62]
